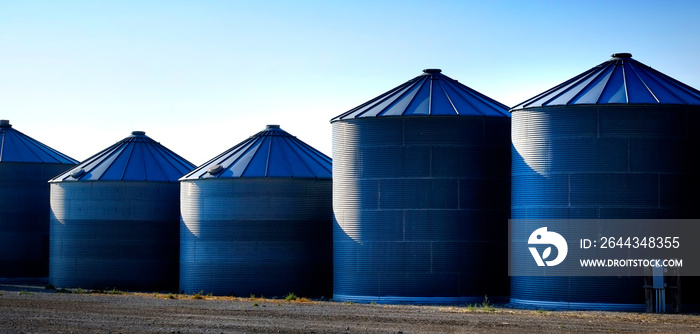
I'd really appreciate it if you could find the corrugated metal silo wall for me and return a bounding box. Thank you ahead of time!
[511,105,700,310]
[49,181,180,291]
[180,178,332,298]
[332,116,511,303]
[0,162,75,277]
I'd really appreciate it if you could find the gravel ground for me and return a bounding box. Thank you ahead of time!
[0,284,699,333]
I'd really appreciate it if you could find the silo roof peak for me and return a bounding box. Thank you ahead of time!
[331,69,509,121]
[511,53,700,110]
[50,131,195,182]
[181,125,331,180]
[611,53,632,59]
[0,121,77,164]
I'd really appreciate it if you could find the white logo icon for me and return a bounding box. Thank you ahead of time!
[528,227,568,267]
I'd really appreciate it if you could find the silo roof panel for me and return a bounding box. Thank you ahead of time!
[181,125,331,180]
[624,64,658,104]
[50,132,195,182]
[0,120,78,164]
[369,86,414,117]
[228,144,259,178]
[380,83,422,116]
[512,53,700,110]
[403,79,431,115]
[81,145,129,181]
[634,63,700,104]
[343,85,413,119]
[430,80,458,115]
[331,69,510,121]
[290,139,333,177]
[123,144,148,181]
[242,139,271,177]
[266,139,293,177]
[598,66,627,104]
[441,80,507,116]
[547,71,601,106]
[569,65,615,104]
[634,69,683,104]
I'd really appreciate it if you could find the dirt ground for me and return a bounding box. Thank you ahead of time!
[0,284,699,334]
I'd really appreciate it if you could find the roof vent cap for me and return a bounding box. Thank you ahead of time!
[131,131,146,136]
[0,120,11,127]
[70,168,86,178]
[208,164,224,175]
[423,68,442,74]
[266,124,280,129]
[611,53,632,59]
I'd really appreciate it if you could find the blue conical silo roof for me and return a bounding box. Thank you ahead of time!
[0,120,78,164]
[331,69,510,121]
[512,53,700,110]
[50,131,195,182]
[181,125,331,180]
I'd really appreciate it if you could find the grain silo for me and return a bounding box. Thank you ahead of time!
[331,69,511,304]
[510,53,700,310]
[49,131,195,291]
[0,120,78,277]
[179,125,332,297]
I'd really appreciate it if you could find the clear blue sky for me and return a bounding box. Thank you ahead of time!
[2,0,699,165]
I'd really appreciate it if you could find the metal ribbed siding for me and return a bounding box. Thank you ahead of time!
[49,181,181,291]
[511,105,700,310]
[0,163,75,277]
[510,277,646,310]
[333,116,511,303]
[180,178,332,297]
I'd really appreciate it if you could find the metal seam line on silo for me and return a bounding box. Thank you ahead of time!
[0,120,78,278]
[510,53,700,311]
[48,131,195,291]
[331,69,511,304]
[179,125,332,298]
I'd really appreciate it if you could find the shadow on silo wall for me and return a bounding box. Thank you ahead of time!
[0,163,75,278]
[49,182,180,292]
[510,106,700,311]
[179,178,332,298]
[332,116,511,304]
